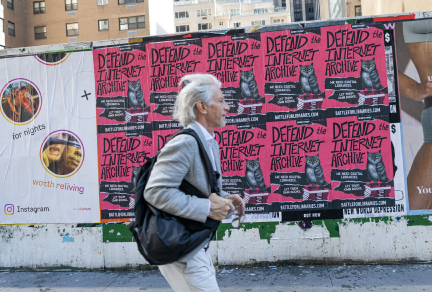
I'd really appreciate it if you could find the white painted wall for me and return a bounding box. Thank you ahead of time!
[1,218,432,269]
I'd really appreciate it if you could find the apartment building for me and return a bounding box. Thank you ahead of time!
[0,0,174,49]
[345,0,362,17]
[173,0,290,32]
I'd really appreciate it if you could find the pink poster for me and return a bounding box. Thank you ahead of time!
[215,125,270,206]
[203,34,266,128]
[93,45,154,222]
[147,38,205,132]
[328,116,395,207]
[267,120,331,210]
[323,24,389,108]
[263,28,327,112]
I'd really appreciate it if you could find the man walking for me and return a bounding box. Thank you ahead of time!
[144,74,245,291]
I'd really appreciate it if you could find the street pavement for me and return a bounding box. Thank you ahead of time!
[0,264,431,291]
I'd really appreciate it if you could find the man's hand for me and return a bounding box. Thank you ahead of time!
[225,194,246,217]
[209,193,230,221]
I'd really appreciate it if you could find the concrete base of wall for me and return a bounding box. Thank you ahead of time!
[1,217,432,270]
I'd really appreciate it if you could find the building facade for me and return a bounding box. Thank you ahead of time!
[0,0,174,49]
[173,0,290,32]
[361,0,431,16]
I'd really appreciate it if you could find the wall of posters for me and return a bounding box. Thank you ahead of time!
[91,23,397,223]
[4,17,426,225]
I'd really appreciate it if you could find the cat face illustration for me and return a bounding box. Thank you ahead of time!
[367,150,382,164]
[246,158,260,171]
[305,154,320,168]
[133,166,140,175]
[300,64,315,77]
[128,80,141,91]
[240,69,255,82]
[361,58,376,72]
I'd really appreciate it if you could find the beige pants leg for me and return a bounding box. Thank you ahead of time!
[158,248,219,292]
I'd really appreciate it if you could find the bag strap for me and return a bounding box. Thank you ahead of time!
[169,128,220,195]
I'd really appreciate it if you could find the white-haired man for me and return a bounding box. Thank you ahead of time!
[145,74,245,291]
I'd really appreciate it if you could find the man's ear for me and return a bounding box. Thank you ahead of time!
[196,100,208,115]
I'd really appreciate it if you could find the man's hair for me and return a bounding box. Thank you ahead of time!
[173,74,221,127]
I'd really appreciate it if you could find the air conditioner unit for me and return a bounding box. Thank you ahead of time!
[97,0,108,5]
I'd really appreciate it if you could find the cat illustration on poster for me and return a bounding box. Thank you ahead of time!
[240,69,261,102]
[358,58,386,106]
[299,64,323,96]
[131,166,140,189]
[243,158,268,203]
[360,58,384,93]
[364,150,392,198]
[127,80,148,112]
[126,80,150,122]
[303,154,330,200]
[237,69,264,115]
[297,64,324,110]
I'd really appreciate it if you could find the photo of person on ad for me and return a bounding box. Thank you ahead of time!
[1,81,39,124]
[397,18,432,211]
[42,132,83,176]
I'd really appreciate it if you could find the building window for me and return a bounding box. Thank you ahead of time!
[197,8,211,17]
[97,0,108,5]
[33,1,46,14]
[305,0,315,21]
[8,22,15,36]
[118,0,144,4]
[293,0,302,21]
[34,26,47,39]
[65,0,77,11]
[219,21,223,25]
[0,19,3,33]
[251,20,265,26]
[176,25,189,33]
[119,15,145,31]
[273,18,284,23]
[355,5,362,16]
[254,8,268,14]
[99,19,109,31]
[7,0,13,10]
[175,11,189,19]
[66,22,78,36]
[233,22,241,28]
[198,23,212,30]
[230,8,240,16]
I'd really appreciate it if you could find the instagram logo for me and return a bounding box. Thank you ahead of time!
[4,204,14,215]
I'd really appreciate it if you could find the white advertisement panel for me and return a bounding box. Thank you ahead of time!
[0,51,100,224]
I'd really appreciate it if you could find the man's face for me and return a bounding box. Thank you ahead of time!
[206,85,230,128]
[63,145,82,172]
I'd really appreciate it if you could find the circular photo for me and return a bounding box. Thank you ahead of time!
[0,79,42,125]
[40,130,85,178]
[35,52,71,65]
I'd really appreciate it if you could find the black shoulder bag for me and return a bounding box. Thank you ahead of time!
[128,128,221,265]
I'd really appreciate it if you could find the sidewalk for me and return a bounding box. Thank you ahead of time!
[0,264,431,291]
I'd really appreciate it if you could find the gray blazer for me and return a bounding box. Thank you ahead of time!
[144,122,228,224]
